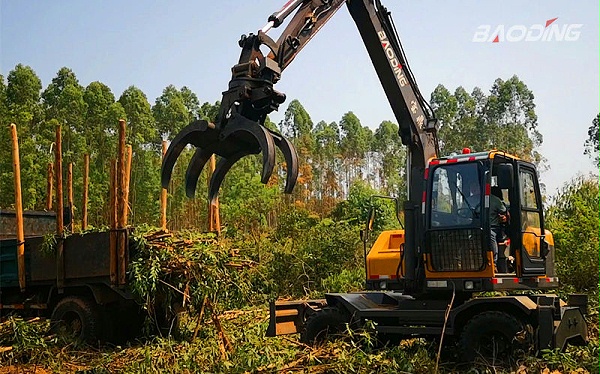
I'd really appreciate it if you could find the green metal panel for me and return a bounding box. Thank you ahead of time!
[0,239,19,287]
[0,238,34,288]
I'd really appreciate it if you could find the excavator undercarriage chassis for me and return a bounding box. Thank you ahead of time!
[268,292,589,356]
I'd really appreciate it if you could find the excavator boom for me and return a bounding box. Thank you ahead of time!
[161,0,437,210]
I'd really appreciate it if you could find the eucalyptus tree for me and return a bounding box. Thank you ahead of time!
[485,76,542,163]
[339,112,372,196]
[153,85,200,140]
[118,86,159,224]
[82,81,125,226]
[2,65,46,209]
[374,120,406,198]
[280,99,315,206]
[431,76,542,165]
[545,175,599,291]
[42,68,88,163]
[584,114,599,167]
[313,120,342,213]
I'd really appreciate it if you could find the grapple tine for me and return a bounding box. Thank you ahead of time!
[208,151,251,205]
[161,139,187,190]
[184,147,214,198]
[220,114,276,184]
[161,120,217,189]
[269,130,299,193]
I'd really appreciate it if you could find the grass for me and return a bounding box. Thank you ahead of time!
[0,306,597,374]
[1,229,597,373]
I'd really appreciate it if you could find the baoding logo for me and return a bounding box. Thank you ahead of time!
[473,18,583,43]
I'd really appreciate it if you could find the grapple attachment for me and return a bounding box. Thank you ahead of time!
[161,114,298,204]
[161,0,341,202]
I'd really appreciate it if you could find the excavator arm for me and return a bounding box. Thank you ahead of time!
[161,0,438,209]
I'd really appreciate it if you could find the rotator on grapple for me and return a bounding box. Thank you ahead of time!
[160,1,333,203]
[160,32,298,203]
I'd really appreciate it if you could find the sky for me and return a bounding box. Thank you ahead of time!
[1,0,598,197]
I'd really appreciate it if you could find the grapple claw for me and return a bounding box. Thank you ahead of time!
[185,147,214,198]
[161,115,299,202]
[161,120,217,189]
[220,114,276,184]
[208,151,252,205]
[269,130,299,193]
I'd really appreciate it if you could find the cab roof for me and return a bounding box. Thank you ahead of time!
[430,150,521,165]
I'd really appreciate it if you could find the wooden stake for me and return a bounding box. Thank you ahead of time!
[208,155,221,235]
[160,141,168,230]
[206,298,232,359]
[192,296,208,340]
[123,145,132,225]
[82,154,89,230]
[55,124,64,290]
[117,120,127,285]
[117,120,126,228]
[10,124,26,292]
[109,160,117,285]
[67,162,74,232]
[46,163,53,211]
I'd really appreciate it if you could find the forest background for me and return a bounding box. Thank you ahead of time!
[0,64,598,372]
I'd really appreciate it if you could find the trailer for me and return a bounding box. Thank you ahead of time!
[0,210,155,342]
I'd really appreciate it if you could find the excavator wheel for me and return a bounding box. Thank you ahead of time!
[459,311,531,364]
[301,307,350,345]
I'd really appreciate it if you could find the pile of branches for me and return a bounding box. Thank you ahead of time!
[128,227,266,328]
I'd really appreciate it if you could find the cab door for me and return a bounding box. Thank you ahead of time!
[516,164,546,276]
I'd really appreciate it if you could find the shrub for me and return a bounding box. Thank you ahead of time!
[545,175,599,292]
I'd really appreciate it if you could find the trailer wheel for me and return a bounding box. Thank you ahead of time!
[459,311,529,364]
[301,307,349,345]
[50,296,101,343]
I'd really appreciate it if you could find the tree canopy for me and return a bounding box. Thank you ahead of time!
[430,75,543,165]
[584,113,599,167]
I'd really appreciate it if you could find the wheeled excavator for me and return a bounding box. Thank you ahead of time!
[161,0,588,361]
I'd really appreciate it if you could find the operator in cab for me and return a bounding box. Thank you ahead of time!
[467,181,509,269]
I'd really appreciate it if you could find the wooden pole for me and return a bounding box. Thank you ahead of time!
[123,145,132,224]
[10,124,26,292]
[118,144,133,284]
[55,124,64,290]
[208,155,221,235]
[82,154,89,230]
[109,160,117,285]
[67,162,74,232]
[117,120,127,285]
[46,162,53,210]
[208,155,213,232]
[160,141,168,230]
[117,120,126,227]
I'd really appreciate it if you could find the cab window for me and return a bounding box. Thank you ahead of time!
[430,162,480,227]
[520,169,542,258]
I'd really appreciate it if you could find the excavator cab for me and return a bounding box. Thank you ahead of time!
[366,150,558,293]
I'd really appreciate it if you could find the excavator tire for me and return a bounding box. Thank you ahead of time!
[301,307,350,345]
[459,310,530,364]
